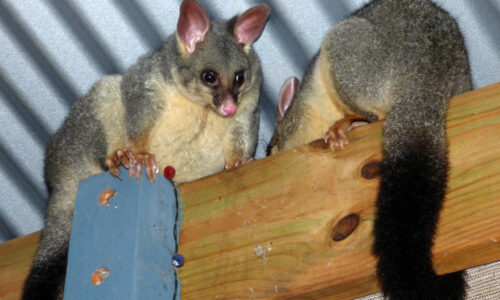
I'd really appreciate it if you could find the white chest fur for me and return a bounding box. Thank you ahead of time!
[148,82,232,183]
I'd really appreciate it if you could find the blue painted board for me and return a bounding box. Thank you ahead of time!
[64,168,181,299]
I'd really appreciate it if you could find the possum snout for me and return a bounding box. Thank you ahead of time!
[214,93,237,116]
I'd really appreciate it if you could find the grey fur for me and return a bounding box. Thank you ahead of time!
[269,0,471,154]
[268,54,319,152]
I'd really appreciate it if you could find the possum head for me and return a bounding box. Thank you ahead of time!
[174,0,269,117]
[267,77,301,155]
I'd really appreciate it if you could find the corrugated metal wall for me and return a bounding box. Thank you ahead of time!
[0,0,499,243]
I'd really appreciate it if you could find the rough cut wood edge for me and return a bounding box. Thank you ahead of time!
[1,82,499,300]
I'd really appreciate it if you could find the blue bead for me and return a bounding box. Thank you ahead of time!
[172,254,184,267]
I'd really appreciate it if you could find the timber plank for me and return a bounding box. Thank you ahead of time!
[176,83,500,299]
[0,82,499,299]
[0,231,40,300]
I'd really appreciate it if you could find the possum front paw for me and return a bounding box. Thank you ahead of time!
[134,152,158,182]
[324,117,368,151]
[106,149,136,178]
[224,157,254,170]
[106,149,158,181]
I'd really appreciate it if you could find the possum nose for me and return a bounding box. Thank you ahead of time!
[223,104,237,115]
[217,94,237,116]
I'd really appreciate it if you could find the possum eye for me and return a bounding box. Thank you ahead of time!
[234,71,245,87]
[201,70,218,87]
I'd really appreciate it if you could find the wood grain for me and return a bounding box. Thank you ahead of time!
[0,231,40,300]
[0,82,499,299]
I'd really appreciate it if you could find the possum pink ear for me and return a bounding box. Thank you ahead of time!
[177,0,210,53]
[234,5,270,46]
[277,77,300,121]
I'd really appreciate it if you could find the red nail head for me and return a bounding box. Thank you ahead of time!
[164,166,176,179]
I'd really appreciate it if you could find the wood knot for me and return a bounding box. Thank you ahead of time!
[361,161,382,179]
[331,213,360,241]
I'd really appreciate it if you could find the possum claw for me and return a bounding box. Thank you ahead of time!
[135,152,157,182]
[324,123,349,151]
[106,149,156,181]
[225,157,253,170]
[106,149,137,179]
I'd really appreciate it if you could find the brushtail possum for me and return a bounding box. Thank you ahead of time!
[267,0,471,299]
[22,1,269,299]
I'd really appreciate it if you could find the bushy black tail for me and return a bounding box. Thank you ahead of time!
[373,107,465,299]
[22,239,68,300]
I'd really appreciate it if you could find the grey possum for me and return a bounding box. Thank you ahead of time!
[22,1,269,299]
[267,0,471,299]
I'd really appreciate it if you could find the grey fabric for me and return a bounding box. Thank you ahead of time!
[465,260,500,299]
[0,0,498,243]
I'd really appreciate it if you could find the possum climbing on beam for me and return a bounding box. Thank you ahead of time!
[267,0,471,299]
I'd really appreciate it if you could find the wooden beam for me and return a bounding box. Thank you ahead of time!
[0,82,499,299]
[176,82,500,299]
[0,231,40,300]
